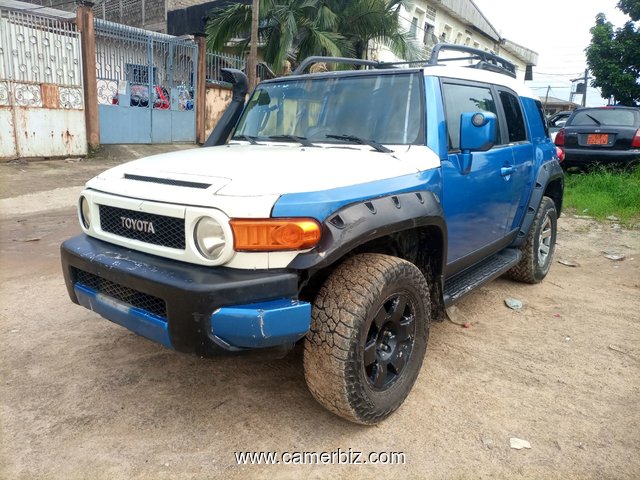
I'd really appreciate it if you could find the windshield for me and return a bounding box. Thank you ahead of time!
[233,72,425,145]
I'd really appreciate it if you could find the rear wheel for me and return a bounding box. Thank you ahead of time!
[508,196,558,283]
[303,253,430,424]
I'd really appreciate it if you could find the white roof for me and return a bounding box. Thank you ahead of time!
[424,65,537,100]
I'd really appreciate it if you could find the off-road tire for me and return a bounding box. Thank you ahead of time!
[303,253,430,425]
[507,196,558,283]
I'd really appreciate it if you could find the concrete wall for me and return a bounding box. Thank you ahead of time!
[204,83,232,139]
[19,0,168,32]
[168,0,207,9]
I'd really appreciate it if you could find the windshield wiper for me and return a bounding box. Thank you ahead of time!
[233,134,261,145]
[585,114,602,126]
[267,134,315,147]
[325,134,393,153]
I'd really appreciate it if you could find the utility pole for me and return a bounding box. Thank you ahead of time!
[543,85,551,112]
[570,69,591,107]
[581,68,588,107]
[247,0,260,91]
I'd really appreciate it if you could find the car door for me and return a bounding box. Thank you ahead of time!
[496,88,534,234]
[440,80,517,273]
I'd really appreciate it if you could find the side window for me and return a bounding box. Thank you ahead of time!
[442,82,499,151]
[499,90,527,142]
[534,100,549,137]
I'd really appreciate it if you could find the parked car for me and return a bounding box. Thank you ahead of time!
[547,110,572,141]
[555,106,640,169]
[112,85,171,109]
[61,44,563,425]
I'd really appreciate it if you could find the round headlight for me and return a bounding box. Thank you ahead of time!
[79,196,91,229]
[195,216,226,260]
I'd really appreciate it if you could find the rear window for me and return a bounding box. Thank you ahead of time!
[570,109,639,127]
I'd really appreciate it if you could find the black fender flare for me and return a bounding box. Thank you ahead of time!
[512,159,564,248]
[287,191,447,277]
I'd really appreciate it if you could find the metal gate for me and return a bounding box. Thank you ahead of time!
[0,7,86,159]
[94,19,197,144]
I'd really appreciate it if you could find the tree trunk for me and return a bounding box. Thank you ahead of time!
[247,0,260,91]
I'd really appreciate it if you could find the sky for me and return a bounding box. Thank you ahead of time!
[472,0,631,106]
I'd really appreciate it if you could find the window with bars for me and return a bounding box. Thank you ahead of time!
[426,5,436,22]
[410,17,419,39]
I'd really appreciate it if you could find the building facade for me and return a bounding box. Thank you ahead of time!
[377,0,537,80]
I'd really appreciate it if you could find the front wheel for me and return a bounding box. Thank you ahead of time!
[303,253,430,424]
[507,196,558,283]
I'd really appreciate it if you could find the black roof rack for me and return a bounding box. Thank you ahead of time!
[428,44,517,78]
[293,56,436,75]
[292,43,517,79]
[293,56,383,75]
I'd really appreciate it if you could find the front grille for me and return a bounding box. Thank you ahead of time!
[99,205,185,249]
[75,269,167,318]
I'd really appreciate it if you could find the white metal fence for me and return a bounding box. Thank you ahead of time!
[0,7,86,159]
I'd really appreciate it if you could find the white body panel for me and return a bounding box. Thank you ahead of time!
[425,65,538,100]
[81,143,441,269]
[87,143,438,201]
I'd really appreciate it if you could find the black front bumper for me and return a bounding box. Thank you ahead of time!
[61,235,301,355]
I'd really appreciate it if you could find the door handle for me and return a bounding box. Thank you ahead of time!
[501,166,516,176]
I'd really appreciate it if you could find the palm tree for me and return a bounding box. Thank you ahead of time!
[328,0,420,61]
[205,0,420,74]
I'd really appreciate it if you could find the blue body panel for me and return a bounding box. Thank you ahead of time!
[272,168,442,222]
[459,112,497,151]
[211,299,311,348]
[74,284,173,348]
[441,143,517,264]
[425,76,448,159]
[513,97,558,230]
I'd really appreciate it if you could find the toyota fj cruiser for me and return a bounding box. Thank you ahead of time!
[61,44,563,424]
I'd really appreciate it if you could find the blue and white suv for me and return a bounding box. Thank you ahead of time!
[61,45,563,424]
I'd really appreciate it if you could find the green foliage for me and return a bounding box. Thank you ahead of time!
[205,0,421,74]
[618,0,640,21]
[564,167,640,224]
[586,1,640,106]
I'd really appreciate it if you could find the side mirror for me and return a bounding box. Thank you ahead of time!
[460,112,496,152]
[457,112,496,174]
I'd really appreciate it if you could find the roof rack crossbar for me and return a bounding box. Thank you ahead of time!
[293,56,381,75]
[428,43,517,78]
[293,56,432,74]
[377,59,430,68]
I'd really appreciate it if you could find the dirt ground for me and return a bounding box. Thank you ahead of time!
[1,149,639,480]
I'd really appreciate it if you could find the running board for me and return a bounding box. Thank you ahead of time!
[443,249,522,307]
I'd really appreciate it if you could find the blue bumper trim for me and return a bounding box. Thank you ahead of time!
[211,298,311,349]
[74,284,173,349]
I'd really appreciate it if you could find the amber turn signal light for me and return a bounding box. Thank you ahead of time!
[230,218,322,251]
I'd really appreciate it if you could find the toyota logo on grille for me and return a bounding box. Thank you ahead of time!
[120,216,156,234]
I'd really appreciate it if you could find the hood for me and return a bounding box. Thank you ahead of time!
[86,143,435,203]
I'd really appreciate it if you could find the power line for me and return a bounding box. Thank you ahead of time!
[536,72,583,76]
